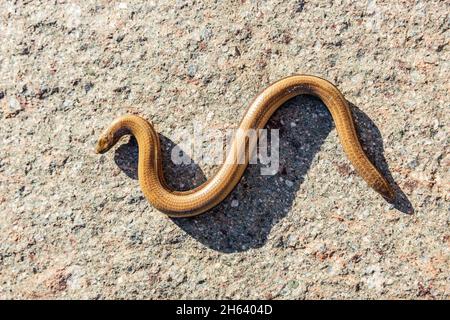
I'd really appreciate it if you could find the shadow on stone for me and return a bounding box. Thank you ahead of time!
[113,96,413,253]
[114,135,206,191]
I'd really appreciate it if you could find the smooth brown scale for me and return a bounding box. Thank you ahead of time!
[97,75,395,217]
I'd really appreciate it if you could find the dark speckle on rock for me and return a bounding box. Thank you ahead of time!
[187,64,197,78]
[84,82,94,93]
[115,34,125,43]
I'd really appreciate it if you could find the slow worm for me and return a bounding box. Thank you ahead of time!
[96,75,395,217]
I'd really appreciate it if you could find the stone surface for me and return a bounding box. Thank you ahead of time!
[0,1,448,299]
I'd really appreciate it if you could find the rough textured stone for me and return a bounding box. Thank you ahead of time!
[0,0,448,299]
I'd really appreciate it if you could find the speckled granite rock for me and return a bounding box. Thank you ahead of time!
[0,0,448,299]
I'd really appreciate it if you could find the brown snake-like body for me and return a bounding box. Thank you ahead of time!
[96,75,395,217]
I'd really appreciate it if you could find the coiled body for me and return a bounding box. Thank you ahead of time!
[96,75,395,217]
